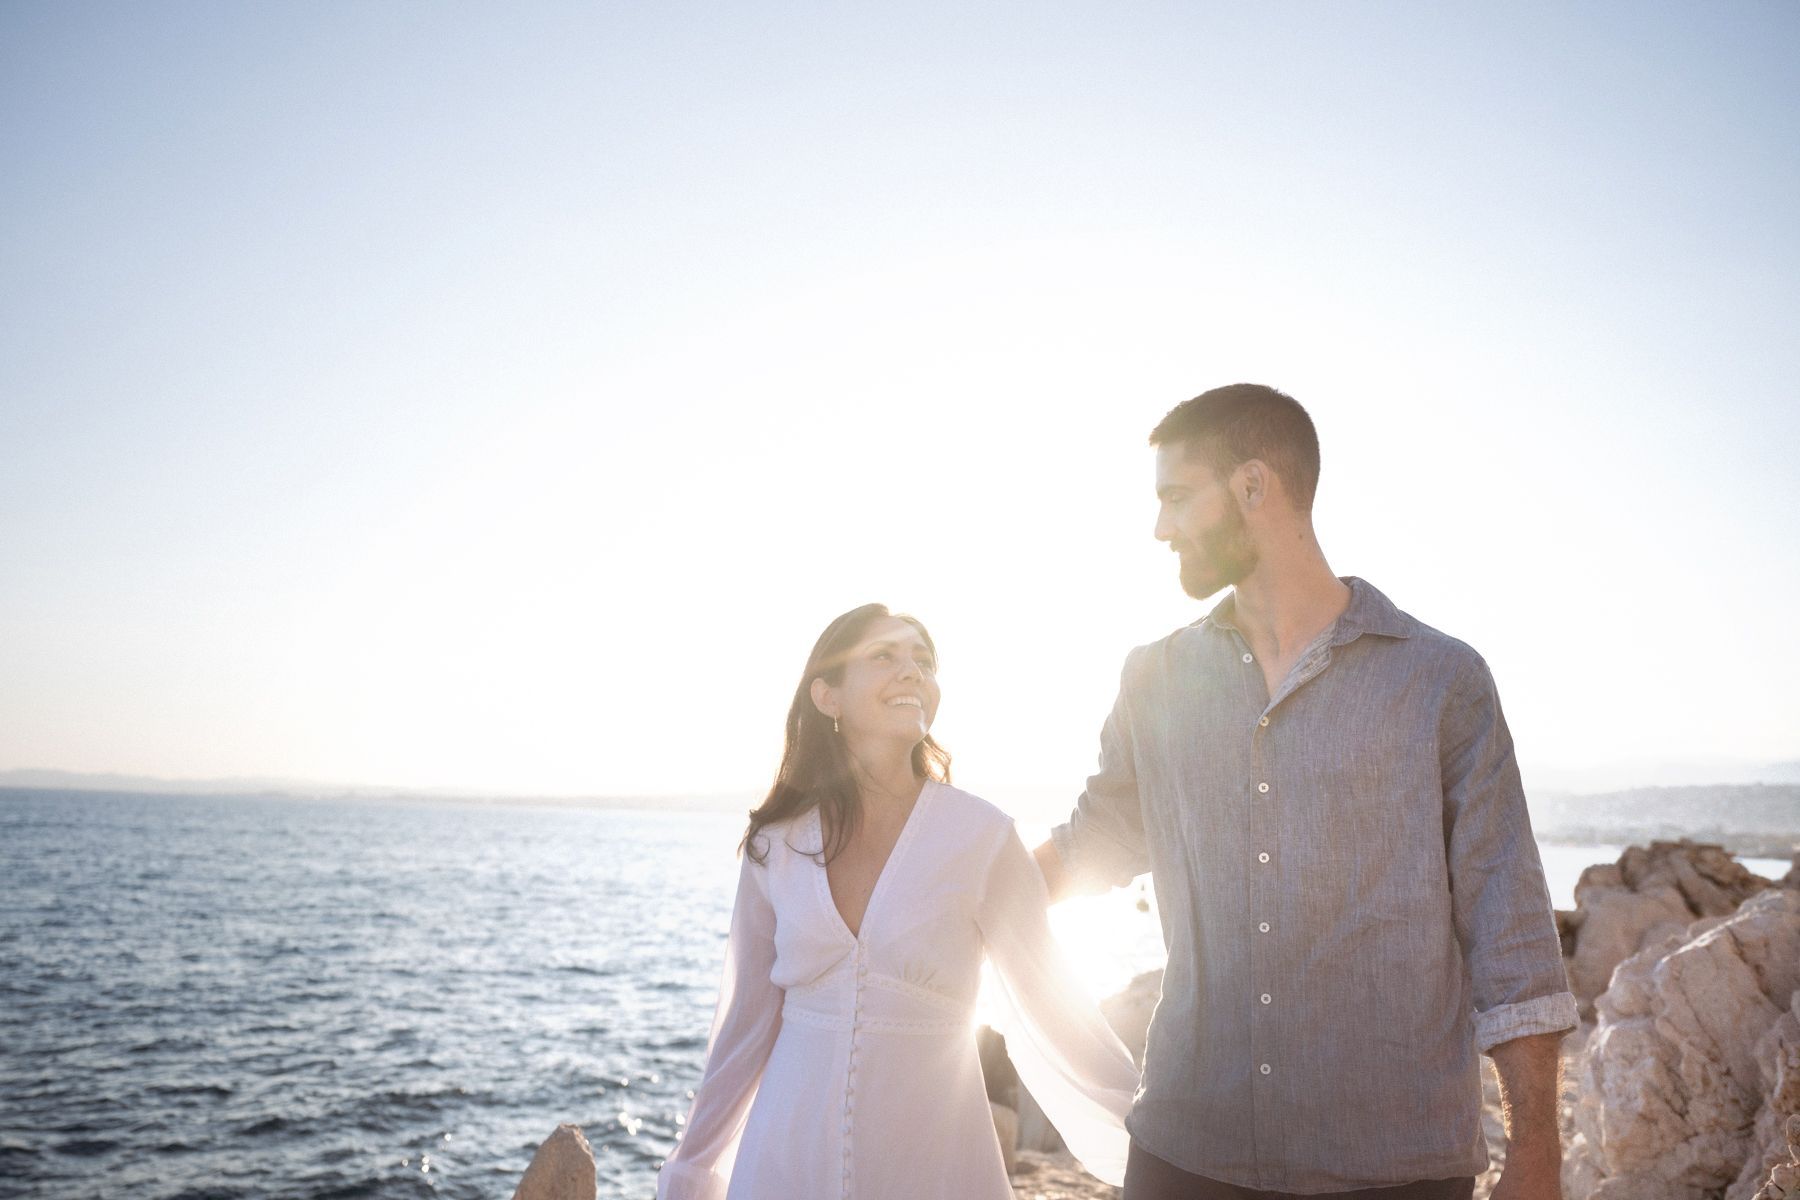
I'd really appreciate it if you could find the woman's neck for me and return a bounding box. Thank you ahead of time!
[845,741,922,816]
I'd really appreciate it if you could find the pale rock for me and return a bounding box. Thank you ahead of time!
[1016,1085,1061,1154]
[1564,889,1800,1200]
[1735,1008,1800,1199]
[993,1101,1020,1176]
[1562,841,1773,1016]
[513,1123,596,1200]
[1009,1148,1121,1199]
[1751,1114,1800,1200]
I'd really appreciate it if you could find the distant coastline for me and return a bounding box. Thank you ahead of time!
[1529,783,1800,860]
[6,771,1795,859]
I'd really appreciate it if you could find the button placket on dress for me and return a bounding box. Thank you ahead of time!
[843,940,868,1197]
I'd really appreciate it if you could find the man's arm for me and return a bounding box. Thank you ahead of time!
[1439,654,1579,1052]
[1488,1032,1566,1200]
[1042,649,1150,903]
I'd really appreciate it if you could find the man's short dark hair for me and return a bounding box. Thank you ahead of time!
[1148,384,1321,512]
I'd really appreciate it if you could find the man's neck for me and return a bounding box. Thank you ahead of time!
[1229,536,1351,661]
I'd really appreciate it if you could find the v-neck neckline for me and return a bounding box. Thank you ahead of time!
[814,779,934,944]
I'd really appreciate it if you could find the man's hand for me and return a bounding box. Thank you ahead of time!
[1032,839,1069,904]
[1488,1031,1566,1200]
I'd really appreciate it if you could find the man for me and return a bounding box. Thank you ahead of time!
[1035,384,1576,1200]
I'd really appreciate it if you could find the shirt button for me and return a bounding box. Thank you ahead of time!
[1260,993,1272,1005]
[1260,1063,1272,1075]
[1257,852,1270,864]
[1258,922,1270,933]
[1259,715,1270,727]
[1257,782,1270,794]
[1242,652,1254,663]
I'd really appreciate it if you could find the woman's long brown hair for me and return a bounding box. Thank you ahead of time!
[741,603,951,865]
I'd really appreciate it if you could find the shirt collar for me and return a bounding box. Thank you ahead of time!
[1202,577,1412,645]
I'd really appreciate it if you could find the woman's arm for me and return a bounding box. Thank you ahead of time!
[656,854,783,1200]
[976,821,1139,1187]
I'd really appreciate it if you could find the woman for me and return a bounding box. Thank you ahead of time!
[656,604,1137,1200]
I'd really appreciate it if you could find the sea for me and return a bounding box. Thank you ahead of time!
[0,789,1788,1200]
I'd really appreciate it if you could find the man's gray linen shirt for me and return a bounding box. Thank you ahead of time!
[1052,578,1577,1194]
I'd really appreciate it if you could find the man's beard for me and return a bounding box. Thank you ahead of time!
[1176,505,1259,600]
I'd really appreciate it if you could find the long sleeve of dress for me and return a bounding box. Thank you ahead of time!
[656,853,784,1200]
[976,821,1138,1187]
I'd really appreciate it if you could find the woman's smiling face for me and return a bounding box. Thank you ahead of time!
[818,615,941,746]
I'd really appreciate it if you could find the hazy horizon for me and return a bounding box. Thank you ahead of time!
[5,757,1798,805]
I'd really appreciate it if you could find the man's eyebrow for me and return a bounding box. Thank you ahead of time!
[1156,483,1187,500]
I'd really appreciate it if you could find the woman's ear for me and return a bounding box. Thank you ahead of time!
[809,677,837,720]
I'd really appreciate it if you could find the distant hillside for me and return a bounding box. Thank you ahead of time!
[0,768,343,795]
[1530,784,1800,858]
[0,769,753,814]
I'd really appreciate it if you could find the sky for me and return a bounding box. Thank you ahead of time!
[3,2,1798,804]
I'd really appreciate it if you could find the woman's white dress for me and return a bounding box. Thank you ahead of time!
[655,781,1138,1200]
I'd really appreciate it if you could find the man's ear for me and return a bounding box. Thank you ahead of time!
[1233,459,1269,511]
[809,676,837,720]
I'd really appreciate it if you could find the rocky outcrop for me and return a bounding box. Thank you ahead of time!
[1010,1149,1121,1199]
[993,1101,1020,1177]
[1564,888,1800,1200]
[1560,840,1775,1016]
[1739,1018,1800,1199]
[513,1124,596,1200]
[1752,1115,1800,1199]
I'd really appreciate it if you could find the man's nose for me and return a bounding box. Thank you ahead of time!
[1153,506,1174,543]
[897,656,923,680]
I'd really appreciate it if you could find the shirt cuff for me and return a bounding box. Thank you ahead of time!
[655,1160,728,1200]
[1475,991,1579,1054]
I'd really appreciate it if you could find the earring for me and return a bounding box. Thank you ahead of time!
[832,716,840,734]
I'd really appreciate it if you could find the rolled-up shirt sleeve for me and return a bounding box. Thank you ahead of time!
[1052,649,1151,895]
[1439,654,1579,1053]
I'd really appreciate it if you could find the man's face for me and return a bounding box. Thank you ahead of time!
[1153,442,1258,600]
